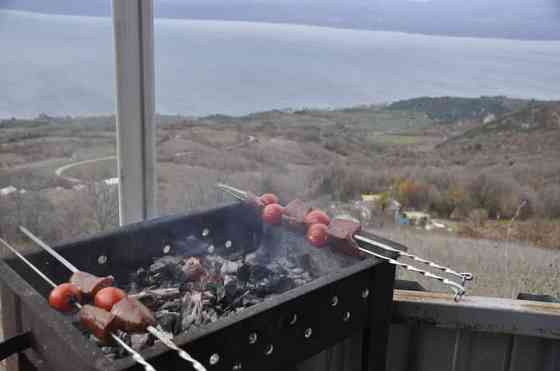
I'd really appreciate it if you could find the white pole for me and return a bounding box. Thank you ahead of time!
[112,0,157,225]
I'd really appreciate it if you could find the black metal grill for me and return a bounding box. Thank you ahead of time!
[0,203,395,371]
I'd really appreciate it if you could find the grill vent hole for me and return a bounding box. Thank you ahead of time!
[343,312,351,322]
[304,328,313,338]
[232,362,242,370]
[288,313,298,326]
[362,288,369,299]
[331,296,338,306]
[264,344,274,356]
[248,332,258,344]
[202,228,210,237]
[225,240,232,249]
[162,244,171,254]
[209,353,220,365]
[97,255,107,265]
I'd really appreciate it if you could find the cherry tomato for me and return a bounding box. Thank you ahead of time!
[262,203,284,225]
[94,287,127,311]
[259,193,279,206]
[304,209,331,226]
[48,283,82,312]
[306,223,330,247]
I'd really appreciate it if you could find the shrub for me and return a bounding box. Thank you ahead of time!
[539,185,560,218]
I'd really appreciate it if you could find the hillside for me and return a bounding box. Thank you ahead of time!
[439,101,560,151]
[387,96,533,123]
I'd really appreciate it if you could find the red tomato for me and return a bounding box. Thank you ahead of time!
[306,224,330,247]
[48,283,82,312]
[304,209,331,226]
[262,203,284,225]
[259,193,279,206]
[94,287,127,311]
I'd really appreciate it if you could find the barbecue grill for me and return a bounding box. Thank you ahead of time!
[0,203,396,371]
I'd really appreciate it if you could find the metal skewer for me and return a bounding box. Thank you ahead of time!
[215,183,469,299]
[18,227,207,371]
[354,245,465,301]
[0,237,156,371]
[353,235,473,284]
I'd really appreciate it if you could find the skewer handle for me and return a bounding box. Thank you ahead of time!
[356,246,465,301]
[354,234,473,284]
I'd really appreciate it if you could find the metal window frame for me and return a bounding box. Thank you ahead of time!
[112,0,157,225]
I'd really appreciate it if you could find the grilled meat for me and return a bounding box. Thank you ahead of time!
[111,297,157,333]
[70,271,114,297]
[79,304,117,344]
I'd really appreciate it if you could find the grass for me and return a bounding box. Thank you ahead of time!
[379,227,560,298]
[367,134,422,145]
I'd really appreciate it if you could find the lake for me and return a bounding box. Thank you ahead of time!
[1,10,560,118]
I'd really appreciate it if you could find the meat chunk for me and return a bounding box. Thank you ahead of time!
[182,257,206,282]
[70,271,114,297]
[111,297,156,333]
[327,218,361,240]
[80,304,116,344]
[327,218,363,257]
[282,199,311,229]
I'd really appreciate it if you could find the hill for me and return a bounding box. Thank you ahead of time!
[439,101,560,150]
[388,96,533,123]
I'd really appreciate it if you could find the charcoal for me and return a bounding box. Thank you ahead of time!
[220,260,242,275]
[181,292,203,330]
[236,264,252,282]
[157,311,181,334]
[251,265,273,281]
[160,298,182,312]
[149,256,186,282]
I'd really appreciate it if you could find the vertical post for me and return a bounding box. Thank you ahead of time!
[112,0,157,225]
[362,262,396,371]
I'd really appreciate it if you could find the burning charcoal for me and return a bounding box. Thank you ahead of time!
[157,311,181,334]
[182,257,206,282]
[181,292,203,330]
[220,260,242,275]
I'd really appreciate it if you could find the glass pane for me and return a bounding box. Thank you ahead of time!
[0,2,118,245]
[154,1,560,299]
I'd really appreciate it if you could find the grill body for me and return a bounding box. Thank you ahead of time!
[0,203,395,371]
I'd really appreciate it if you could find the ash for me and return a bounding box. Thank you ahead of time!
[100,225,361,356]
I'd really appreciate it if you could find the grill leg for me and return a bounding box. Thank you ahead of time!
[1,286,23,371]
[362,262,396,371]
